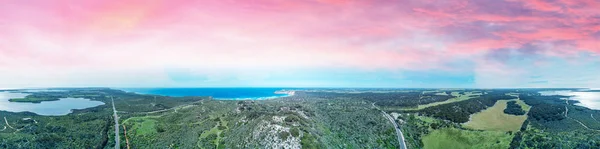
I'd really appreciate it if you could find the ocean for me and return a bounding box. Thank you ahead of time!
[119,88,293,100]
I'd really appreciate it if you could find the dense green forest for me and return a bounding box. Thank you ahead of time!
[300,91,453,108]
[508,93,600,148]
[504,101,526,115]
[521,95,566,121]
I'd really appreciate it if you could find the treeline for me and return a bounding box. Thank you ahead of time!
[0,88,209,149]
[504,101,526,115]
[418,91,515,123]
[509,120,529,149]
[300,92,453,108]
[520,95,566,121]
[0,110,111,149]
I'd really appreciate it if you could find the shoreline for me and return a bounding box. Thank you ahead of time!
[119,88,297,100]
[215,90,296,100]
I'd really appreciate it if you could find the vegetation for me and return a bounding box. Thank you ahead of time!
[1,88,600,148]
[463,100,528,132]
[507,91,600,148]
[0,88,205,148]
[8,92,67,103]
[9,96,60,103]
[422,128,512,149]
[402,91,481,110]
[301,91,453,108]
[504,101,526,115]
[521,95,566,121]
[417,92,515,123]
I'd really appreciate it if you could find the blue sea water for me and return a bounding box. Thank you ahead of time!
[0,91,105,116]
[119,88,292,100]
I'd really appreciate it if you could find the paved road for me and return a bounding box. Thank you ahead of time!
[112,97,120,149]
[373,103,407,149]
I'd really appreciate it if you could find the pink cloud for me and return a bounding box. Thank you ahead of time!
[0,0,599,87]
[520,0,563,12]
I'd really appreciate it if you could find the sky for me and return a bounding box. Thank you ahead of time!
[0,0,599,88]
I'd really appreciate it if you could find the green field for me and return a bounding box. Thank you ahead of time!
[422,128,513,149]
[463,99,530,132]
[198,115,229,149]
[123,116,160,136]
[514,99,531,111]
[402,92,482,111]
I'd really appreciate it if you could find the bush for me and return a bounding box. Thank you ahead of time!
[290,128,300,137]
[279,131,290,140]
[285,115,301,123]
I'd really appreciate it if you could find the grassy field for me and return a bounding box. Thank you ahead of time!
[434,92,449,96]
[123,116,160,136]
[198,115,229,149]
[463,99,530,132]
[402,92,482,111]
[422,128,512,149]
[515,99,531,111]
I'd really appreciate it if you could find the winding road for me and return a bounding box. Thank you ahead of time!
[4,117,15,130]
[112,97,120,149]
[373,103,407,149]
[564,98,600,132]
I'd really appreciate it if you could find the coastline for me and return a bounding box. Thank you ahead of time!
[215,90,296,100]
[539,89,600,110]
[118,88,296,101]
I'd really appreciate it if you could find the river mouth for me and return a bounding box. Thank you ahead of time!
[0,91,105,116]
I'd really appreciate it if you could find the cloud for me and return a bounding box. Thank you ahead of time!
[529,80,549,84]
[0,0,598,87]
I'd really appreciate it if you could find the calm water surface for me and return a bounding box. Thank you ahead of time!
[120,88,292,100]
[539,90,600,110]
[0,91,105,116]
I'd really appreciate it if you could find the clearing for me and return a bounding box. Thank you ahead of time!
[463,99,530,132]
[123,116,160,136]
[402,92,482,111]
[197,115,229,149]
[422,128,512,149]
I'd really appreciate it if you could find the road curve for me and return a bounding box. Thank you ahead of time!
[373,103,408,149]
[564,99,600,132]
[112,97,120,149]
[3,117,14,130]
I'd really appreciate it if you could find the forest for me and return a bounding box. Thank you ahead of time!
[0,88,206,148]
[506,91,600,148]
[520,95,566,121]
[1,88,600,148]
[299,91,453,108]
[417,91,515,123]
[503,101,526,115]
[0,89,399,149]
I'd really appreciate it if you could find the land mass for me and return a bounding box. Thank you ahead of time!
[1,88,599,148]
[9,96,60,103]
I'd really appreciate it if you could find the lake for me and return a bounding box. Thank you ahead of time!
[0,91,105,116]
[120,88,293,100]
[539,90,600,110]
